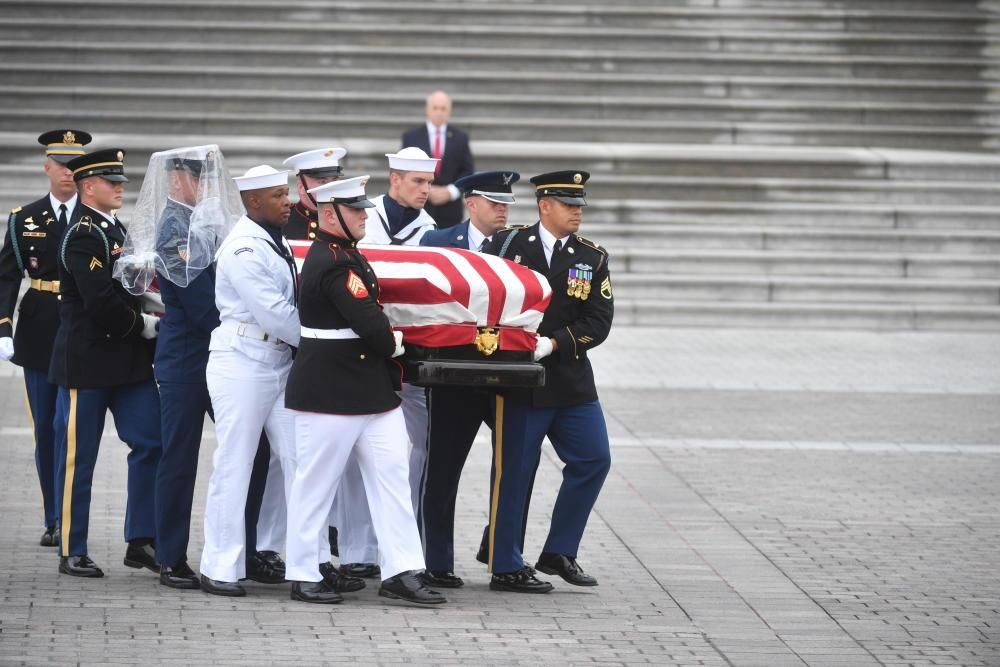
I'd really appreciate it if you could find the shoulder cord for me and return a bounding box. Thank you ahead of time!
[8,211,24,274]
[60,222,110,272]
[497,229,520,259]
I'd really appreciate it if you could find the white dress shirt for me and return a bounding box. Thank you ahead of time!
[538,222,567,267]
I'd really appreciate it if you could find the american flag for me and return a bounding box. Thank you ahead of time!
[289,242,551,352]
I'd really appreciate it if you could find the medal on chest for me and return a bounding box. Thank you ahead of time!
[567,264,592,300]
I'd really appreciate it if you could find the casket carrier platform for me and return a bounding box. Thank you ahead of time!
[290,243,552,388]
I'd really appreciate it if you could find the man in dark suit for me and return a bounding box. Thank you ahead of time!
[401,90,474,228]
[417,170,518,588]
[50,149,163,578]
[0,129,91,548]
[480,170,614,593]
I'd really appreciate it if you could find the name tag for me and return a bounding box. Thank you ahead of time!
[22,231,46,238]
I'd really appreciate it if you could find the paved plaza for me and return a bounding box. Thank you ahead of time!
[0,327,998,666]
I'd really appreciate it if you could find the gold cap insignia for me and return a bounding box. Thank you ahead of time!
[116,150,124,161]
[324,149,333,157]
[475,327,499,356]
[573,173,582,184]
[63,131,77,145]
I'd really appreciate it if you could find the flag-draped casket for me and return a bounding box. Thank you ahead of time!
[289,242,552,386]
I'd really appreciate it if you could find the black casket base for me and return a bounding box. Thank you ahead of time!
[401,344,545,388]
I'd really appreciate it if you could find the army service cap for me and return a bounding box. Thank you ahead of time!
[67,148,128,182]
[38,129,92,163]
[530,170,590,207]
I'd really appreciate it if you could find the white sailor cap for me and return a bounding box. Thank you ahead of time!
[308,174,375,209]
[385,146,438,173]
[283,147,347,177]
[233,165,288,191]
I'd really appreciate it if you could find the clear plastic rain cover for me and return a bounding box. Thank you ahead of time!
[115,144,243,294]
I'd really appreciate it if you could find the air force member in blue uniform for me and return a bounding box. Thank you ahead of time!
[0,129,91,547]
[50,149,163,578]
[151,156,220,589]
[481,170,613,593]
[416,170,518,588]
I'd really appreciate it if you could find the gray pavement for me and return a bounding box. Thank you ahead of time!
[1,327,998,666]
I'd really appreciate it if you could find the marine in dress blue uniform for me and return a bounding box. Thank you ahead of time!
[481,170,613,592]
[49,149,164,578]
[0,129,91,547]
[416,170,519,588]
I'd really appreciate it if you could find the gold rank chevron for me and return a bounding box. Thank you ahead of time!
[89,257,103,271]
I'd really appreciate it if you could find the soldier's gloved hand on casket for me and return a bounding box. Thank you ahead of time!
[140,290,164,314]
[0,337,14,361]
[140,313,161,340]
[392,330,405,358]
[533,335,554,361]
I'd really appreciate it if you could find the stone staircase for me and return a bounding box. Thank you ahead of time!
[1,0,999,329]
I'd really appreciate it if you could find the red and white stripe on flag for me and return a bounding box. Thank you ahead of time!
[289,242,551,352]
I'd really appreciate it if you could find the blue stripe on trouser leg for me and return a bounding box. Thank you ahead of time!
[487,397,554,574]
[155,380,210,567]
[108,379,162,544]
[541,400,611,558]
[23,367,59,529]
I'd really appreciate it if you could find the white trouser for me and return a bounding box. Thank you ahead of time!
[201,349,296,582]
[255,444,286,553]
[331,454,378,564]
[285,407,425,582]
[400,382,428,512]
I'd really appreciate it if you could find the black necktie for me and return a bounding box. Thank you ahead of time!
[551,239,563,264]
[58,203,67,227]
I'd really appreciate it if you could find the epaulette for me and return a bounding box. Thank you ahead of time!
[10,206,22,215]
[574,234,607,255]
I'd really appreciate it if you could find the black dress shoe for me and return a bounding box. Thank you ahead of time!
[378,570,446,605]
[257,550,286,575]
[290,580,343,604]
[245,550,285,584]
[328,526,339,558]
[490,566,553,593]
[123,542,159,572]
[159,562,200,590]
[39,526,59,547]
[340,562,380,579]
[319,562,365,593]
[200,575,246,597]
[59,555,104,578]
[534,552,597,587]
[419,570,465,588]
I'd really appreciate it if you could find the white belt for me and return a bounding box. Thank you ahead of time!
[300,326,360,340]
[219,320,286,345]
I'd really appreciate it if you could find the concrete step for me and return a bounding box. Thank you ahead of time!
[610,251,1000,280]
[4,135,999,183]
[2,86,992,130]
[1,11,994,58]
[596,227,1000,254]
[613,274,1000,305]
[1,33,992,80]
[7,1,993,34]
[615,300,1000,331]
[4,61,992,105]
[1,108,995,151]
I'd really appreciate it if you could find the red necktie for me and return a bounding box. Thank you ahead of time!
[432,127,443,177]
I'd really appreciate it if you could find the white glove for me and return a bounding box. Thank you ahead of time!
[0,337,14,361]
[533,335,554,361]
[141,290,164,314]
[391,330,405,358]
[140,313,160,340]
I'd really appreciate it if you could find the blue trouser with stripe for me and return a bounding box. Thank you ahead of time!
[23,367,59,531]
[53,380,162,558]
[486,398,611,574]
